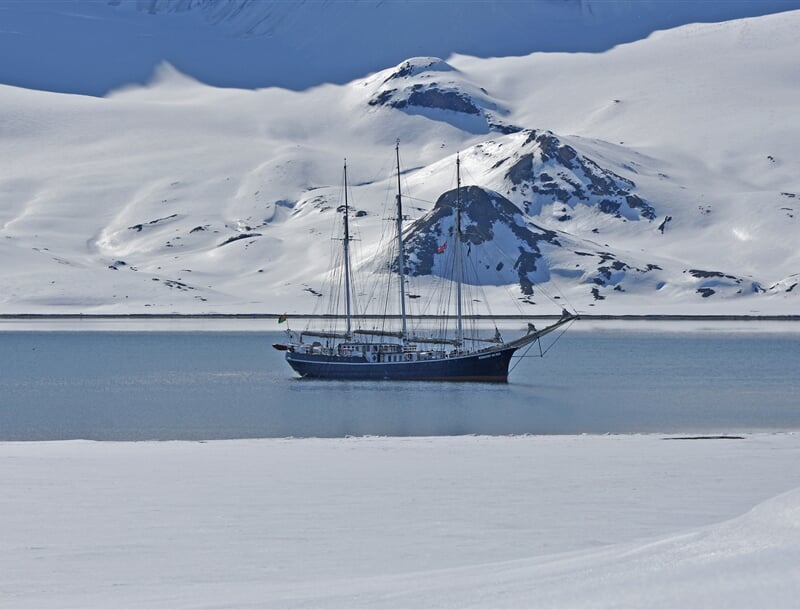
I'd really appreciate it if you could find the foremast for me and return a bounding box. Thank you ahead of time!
[342,160,353,338]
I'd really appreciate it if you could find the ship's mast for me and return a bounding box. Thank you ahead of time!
[455,153,464,347]
[342,160,353,338]
[395,141,408,342]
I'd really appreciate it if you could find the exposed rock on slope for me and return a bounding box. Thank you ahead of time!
[768,274,799,294]
[397,184,667,302]
[686,269,763,298]
[402,186,559,295]
[472,129,656,221]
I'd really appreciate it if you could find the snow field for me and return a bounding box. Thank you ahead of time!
[2,433,799,608]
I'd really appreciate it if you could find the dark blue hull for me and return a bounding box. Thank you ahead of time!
[285,346,516,382]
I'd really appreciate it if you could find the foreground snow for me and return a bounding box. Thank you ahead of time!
[2,434,799,608]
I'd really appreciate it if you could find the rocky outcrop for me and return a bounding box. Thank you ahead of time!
[496,130,656,220]
[367,58,520,134]
[400,186,559,295]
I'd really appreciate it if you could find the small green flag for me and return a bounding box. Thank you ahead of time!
[278,314,287,324]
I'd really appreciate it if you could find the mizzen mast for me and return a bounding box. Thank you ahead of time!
[395,140,408,342]
[455,153,464,347]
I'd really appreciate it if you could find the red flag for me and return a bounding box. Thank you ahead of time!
[437,241,448,254]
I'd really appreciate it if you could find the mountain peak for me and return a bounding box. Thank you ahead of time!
[457,130,656,223]
[367,57,518,134]
[382,58,456,82]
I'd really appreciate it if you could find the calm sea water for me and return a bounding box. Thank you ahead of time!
[1,327,798,440]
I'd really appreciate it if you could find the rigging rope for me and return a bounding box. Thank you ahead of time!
[509,317,576,377]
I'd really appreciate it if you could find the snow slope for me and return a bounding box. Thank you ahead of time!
[2,0,799,95]
[0,9,799,315]
[2,434,799,608]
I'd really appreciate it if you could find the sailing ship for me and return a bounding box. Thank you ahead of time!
[273,143,577,382]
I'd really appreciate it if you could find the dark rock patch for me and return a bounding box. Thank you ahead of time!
[163,279,193,292]
[488,120,523,134]
[406,87,480,114]
[128,214,178,232]
[506,154,534,186]
[368,89,396,106]
[591,287,605,300]
[688,269,736,280]
[218,233,262,247]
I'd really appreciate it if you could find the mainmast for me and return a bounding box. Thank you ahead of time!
[342,160,353,338]
[395,140,408,341]
[455,153,464,347]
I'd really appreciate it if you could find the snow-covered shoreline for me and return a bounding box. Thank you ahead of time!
[3,434,799,608]
[2,316,799,334]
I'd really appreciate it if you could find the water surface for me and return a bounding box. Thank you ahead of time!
[1,328,798,440]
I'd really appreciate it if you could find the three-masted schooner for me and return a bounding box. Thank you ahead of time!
[273,144,576,381]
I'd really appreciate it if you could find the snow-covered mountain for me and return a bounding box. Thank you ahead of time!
[0,4,799,315]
